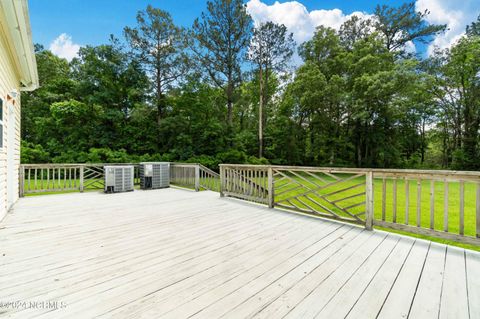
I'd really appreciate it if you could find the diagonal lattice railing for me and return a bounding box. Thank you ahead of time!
[272,168,368,224]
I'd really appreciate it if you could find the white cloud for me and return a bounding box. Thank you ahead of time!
[246,0,371,45]
[404,41,417,54]
[416,0,480,55]
[49,33,81,61]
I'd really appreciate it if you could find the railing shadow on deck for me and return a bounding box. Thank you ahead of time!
[18,162,479,246]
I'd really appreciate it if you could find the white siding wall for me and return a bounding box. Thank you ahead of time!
[0,31,21,221]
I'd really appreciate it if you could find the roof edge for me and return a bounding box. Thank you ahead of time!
[0,0,39,91]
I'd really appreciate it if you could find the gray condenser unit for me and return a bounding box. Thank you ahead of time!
[139,162,170,189]
[104,165,134,193]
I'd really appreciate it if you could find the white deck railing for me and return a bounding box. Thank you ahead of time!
[19,163,219,195]
[18,162,480,245]
[219,164,480,245]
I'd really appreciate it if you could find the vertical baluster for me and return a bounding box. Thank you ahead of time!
[252,169,256,197]
[405,179,409,225]
[459,181,464,236]
[417,179,421,227]
[392,178,397,223]
[268,167,274,208]
[27,168,31,192]
[34,168,37,190]
[430,180,435,230]
[243,169,246,195]
[225,168,228,192]
[365,171,374,231]
[79,166,84,192]
[264,169,268,200]
[238,169,242,194]
[444,180,449,232]
[382,178,386,221]
[227,168,230,192]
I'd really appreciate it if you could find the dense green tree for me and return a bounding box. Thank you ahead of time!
[190,0,253,128]
[21,46,74,143]
[124,6,187,125]
[248,22,295,157]
[466,14,480,36]
[374,1,445,52]
[72,39,150,153]
[18,3,480,172]
[426,36,480,169]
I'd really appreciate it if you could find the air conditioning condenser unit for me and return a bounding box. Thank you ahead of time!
[139,162,170,190]
[104,165,134,193]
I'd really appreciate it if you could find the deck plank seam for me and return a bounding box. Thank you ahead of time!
[220,228,375,319]
[374,239,417,319]
[406,242,432,318]
[309,234,393,319]
[342,237,405,318]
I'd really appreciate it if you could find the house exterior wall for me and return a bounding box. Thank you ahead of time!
[0,30,21,221]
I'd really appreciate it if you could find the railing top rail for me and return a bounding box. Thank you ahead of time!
[21,163,139,168]
[21,162,480,178]
[198,164,219,177]
[170,163,199,167]
[219,164,480,178]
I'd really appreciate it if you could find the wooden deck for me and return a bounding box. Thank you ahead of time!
[0,188,478,319]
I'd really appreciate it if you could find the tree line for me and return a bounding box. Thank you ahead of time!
[21,0,480,170]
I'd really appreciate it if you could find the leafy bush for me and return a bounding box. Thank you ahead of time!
[215,149,247,164]
[184,155,219,170]
[21,142,51,163]
[245,156,269,165]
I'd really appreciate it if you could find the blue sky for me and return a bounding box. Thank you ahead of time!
[29,0,480,60]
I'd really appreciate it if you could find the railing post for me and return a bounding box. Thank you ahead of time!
[194,164,200,192]
[79,166,84,193]
[365,171,374,231]
[268,166,274,208]
[19,165,25,198]
[476,183,480,239]
[219,165,225,197]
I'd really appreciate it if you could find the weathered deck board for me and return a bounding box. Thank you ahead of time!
[0,188,478,319]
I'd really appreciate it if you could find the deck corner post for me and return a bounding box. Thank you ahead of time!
[476,183,480,238]
[219,165,225,197]
[365,171,374,231]
[194,165,200,192]
[19,165,25,198]
[268,166,274,208]
[79,166,84,193]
